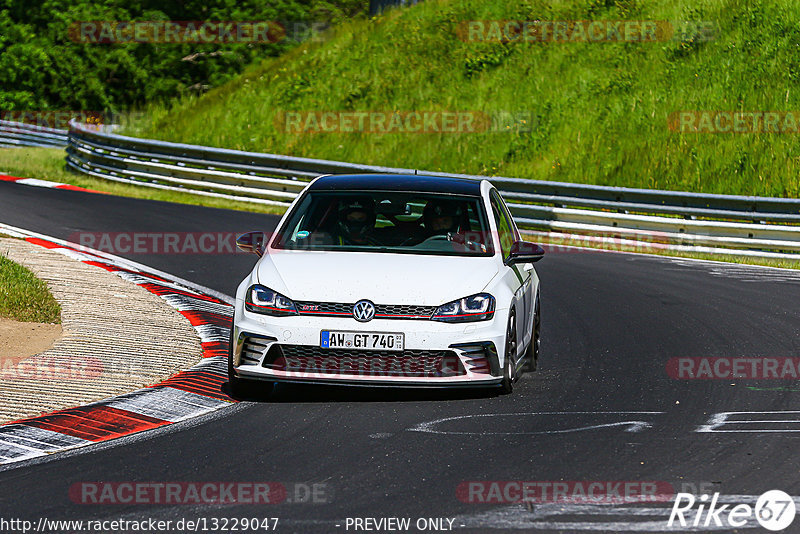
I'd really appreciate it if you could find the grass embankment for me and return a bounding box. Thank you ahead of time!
[0,250,61,323]
[128,0,800,198]
[4,0,799,270]
[0,147,283,214]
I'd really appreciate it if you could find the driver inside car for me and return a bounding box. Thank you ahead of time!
[423,199,463,236]
[336,198,378,245]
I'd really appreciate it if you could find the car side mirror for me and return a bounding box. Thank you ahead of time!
[236,231,266,257]
[506,240,545,265]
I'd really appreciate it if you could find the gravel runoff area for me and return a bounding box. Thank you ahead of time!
[0,237,204,422]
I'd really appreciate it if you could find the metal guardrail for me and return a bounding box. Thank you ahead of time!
[59,120,800,255]
[0,120,68,148]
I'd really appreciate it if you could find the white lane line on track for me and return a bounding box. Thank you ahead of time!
[408,412,665,435]
[697,411,800,433]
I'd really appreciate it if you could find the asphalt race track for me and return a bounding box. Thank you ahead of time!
[2,180,800,532]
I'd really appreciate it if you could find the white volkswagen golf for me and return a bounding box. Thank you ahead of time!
[228,174,543,396]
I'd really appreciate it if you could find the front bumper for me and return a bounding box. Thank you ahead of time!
[231,304,507,387]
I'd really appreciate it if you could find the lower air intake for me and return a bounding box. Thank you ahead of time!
[263,345,465,377]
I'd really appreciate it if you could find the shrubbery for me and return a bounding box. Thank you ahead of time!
[0,0,367,112]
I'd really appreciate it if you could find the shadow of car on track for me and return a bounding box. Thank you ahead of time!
[221,380,503,403]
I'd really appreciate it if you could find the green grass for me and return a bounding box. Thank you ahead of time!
[0,147,285,215]
[126,0,800,198]
[0,251,61,323]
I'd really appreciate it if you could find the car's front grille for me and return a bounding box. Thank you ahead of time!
[295,301,351,315]
[262,344,464,377]
[294,301,436,320]
[374,304,436,319]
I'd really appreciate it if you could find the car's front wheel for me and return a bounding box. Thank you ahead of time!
[525,294,540,372]
[227,328,273,399]
[500,309,518,395]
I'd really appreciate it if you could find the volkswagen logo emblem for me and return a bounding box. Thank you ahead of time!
[353,300,375,322]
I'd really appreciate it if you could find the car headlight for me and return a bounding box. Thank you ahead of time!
[245,284,298,316]
[431,293,495,323]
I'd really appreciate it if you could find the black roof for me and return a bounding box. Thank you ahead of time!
[308,174,483,196]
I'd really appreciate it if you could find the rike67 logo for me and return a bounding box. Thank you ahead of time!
[669,490,796,531]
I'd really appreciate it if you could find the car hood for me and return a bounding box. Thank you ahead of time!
[256,250,499,306]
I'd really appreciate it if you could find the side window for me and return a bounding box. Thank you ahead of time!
[499,193,520,241]
[490,192,514,261]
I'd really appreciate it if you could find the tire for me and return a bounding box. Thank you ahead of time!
[500,310,517,395]
[227,327,273,400]
[525,295,540,372]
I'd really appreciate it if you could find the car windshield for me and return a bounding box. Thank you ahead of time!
[273,191,493,256]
